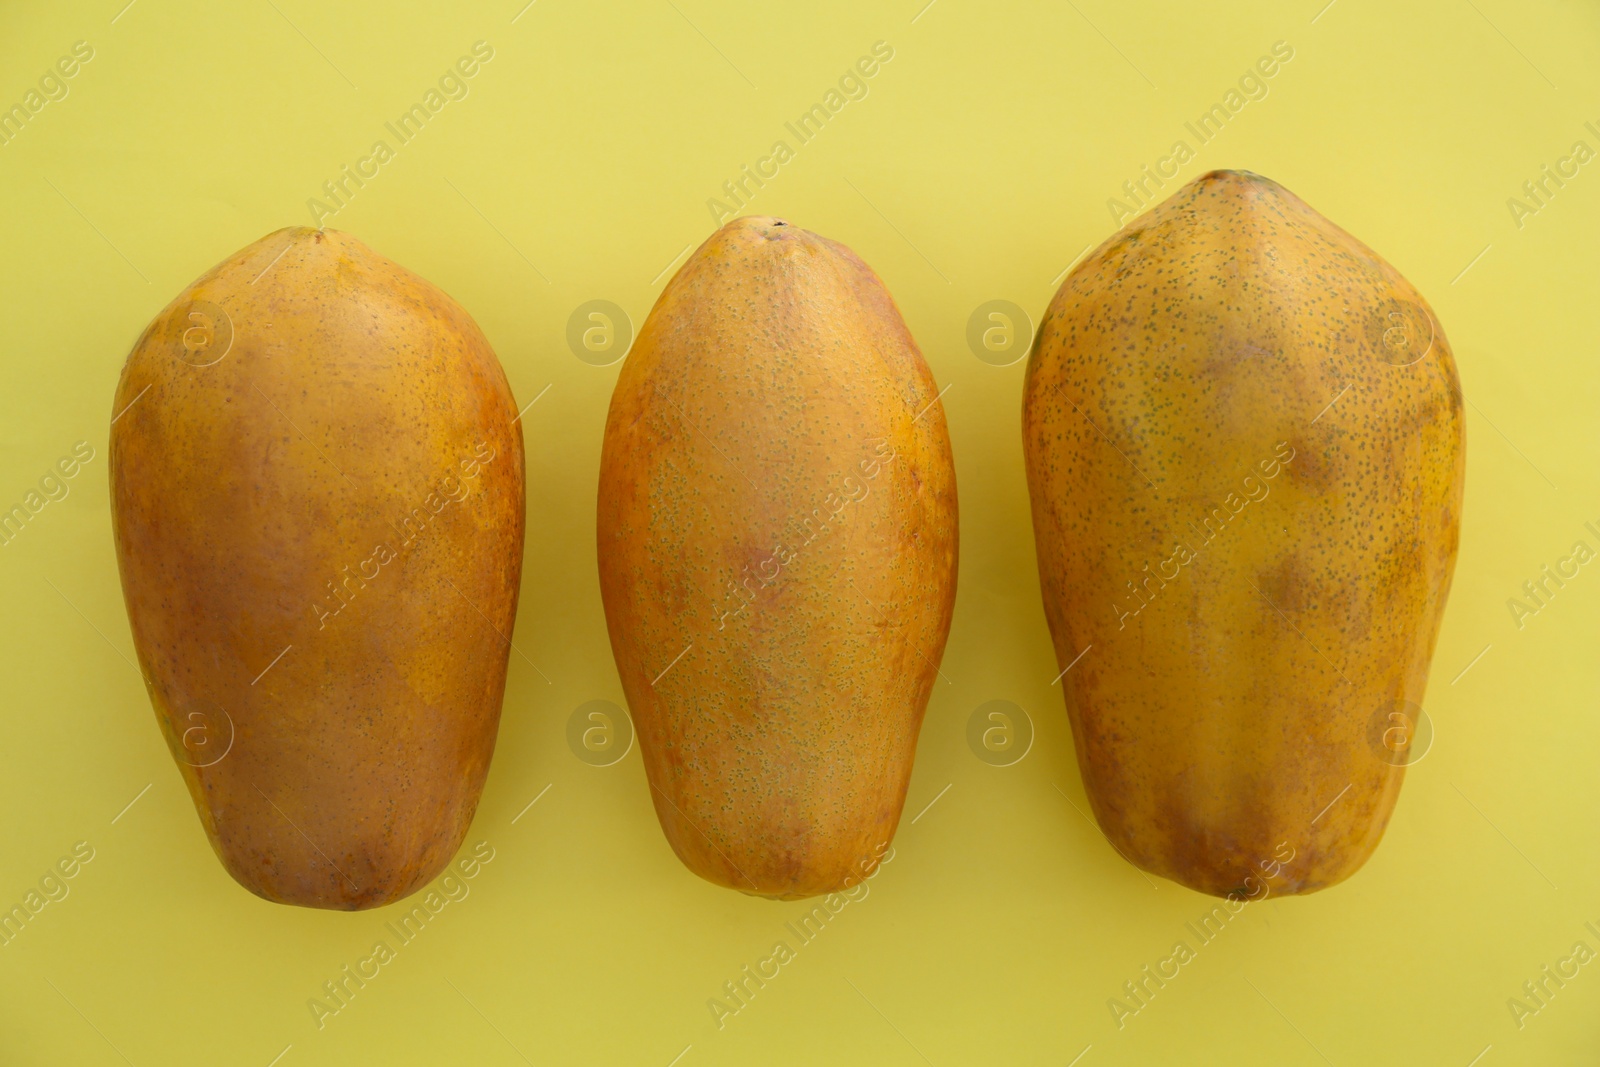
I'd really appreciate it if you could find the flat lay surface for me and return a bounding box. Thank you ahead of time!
[1,1,1596,1064]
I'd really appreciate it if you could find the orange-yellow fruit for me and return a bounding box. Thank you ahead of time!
[110,227,525,910]
[597,216,957,899]
[1023,171,1465,897]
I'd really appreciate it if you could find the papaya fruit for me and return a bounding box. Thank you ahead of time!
[1023,171,1464,897]
[597,216,957,899]
[110,227,525,910]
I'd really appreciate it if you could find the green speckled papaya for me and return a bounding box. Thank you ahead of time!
[111,227,524,910]
[597,216,957,899]
[1023,171,1465,897]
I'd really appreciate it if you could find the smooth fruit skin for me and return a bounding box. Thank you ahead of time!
[1023,171,1464,897]
[597,217,957,899]
[110,227,525,910]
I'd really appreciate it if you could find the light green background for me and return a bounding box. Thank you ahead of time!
[2,1,1597,1064]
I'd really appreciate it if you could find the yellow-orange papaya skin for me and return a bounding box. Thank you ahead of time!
[110,227,525,910]
[597,217,957,900]
[1023,171,1464,897]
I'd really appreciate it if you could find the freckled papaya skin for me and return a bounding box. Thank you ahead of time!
[1023,171,1464,897]
[110,227,525,910]
[597,216,957,900]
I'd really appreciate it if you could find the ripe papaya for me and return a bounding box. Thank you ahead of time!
[1023,171,1464,897]
[597,216,957,899]
[110,227,525,910]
